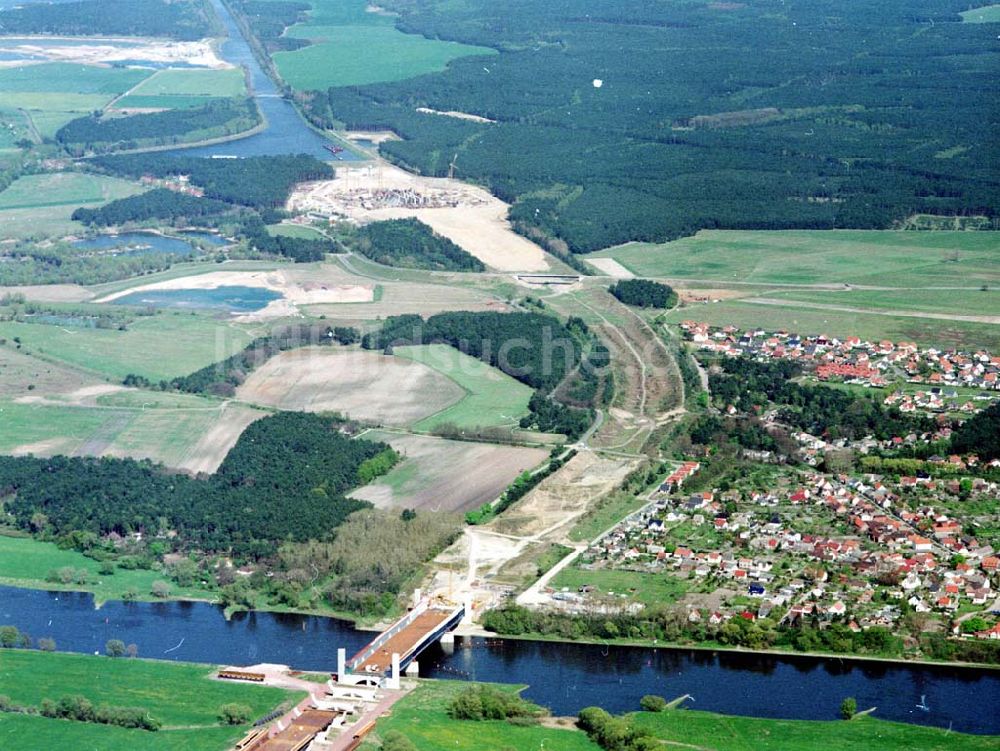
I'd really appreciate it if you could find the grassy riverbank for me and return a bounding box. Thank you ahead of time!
[0,650,301,751]
[361,679,999,751]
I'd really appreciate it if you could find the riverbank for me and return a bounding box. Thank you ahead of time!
[464,626,1000,672]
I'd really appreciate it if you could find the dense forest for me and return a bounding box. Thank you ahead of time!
[950,401,1000,461]
[609,279,676,309]
[244,217,337,262]
[363,311,580,392]
[72,190,236,227]
[352,218,484,271]
[231,0,311,53]
[91,154,333,209]
[708,357,936,441]
[0,0,214,40]
[0,413,388,558]
[57,99,259,155]
[295,0,998,252]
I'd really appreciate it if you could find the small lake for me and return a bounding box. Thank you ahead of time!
[167,0,361,161]
[73,233,199,256]
[109,285,281,312]
[1,586,998,735]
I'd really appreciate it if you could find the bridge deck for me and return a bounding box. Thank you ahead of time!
[254,709,338,751]
[351,609,453,675]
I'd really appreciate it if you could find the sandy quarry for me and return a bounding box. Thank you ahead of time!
[287,162,550,273]
[0,37,229,69]
[94,269,374,318]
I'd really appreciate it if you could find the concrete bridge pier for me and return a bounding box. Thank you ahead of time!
[386,652,401,690]
[439,631,455,654]
[337,647,346,680]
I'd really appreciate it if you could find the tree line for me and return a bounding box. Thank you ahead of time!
[0,412,389,558]
[351,218,485,272]
[72,189,236,227]
[609,279,676,309]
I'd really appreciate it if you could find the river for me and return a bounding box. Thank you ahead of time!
[167,0,360,161]
[2,586,997,735]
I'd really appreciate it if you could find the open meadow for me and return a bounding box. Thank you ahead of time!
[0,534,215,603]
[0,171,144,237]
[394,344,533,431]
[0,312,256,381]
[273,0,493,91]
[0,650,299,751]
[591,230,1000,288]
[350,430,547,512]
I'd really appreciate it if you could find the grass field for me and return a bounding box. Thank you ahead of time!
[0,651,298,751]
[394,344,533,431]
[961,4,1000,22]
[0,345,99,398]
[123,68,246,97]
[0,172,144,237]
[550,566,690,606]
[767,287,1000,318]
[0,63,150,94]
[0,172,143,211]
[664,299,1000,351]
[568,491,650,543]
[631,709,999,751]
[351,430,547,512]
[0,535,215,603]
[592,230,1000,288]
[0,313,255,381]
[371,680,599,751]
[265,223,327,239]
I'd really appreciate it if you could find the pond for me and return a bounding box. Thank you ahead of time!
[108,285,281,312]
[72,232,199,256]
[1,586,997,735]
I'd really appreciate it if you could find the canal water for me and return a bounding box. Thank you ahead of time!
[169,0,360,161]
[1,586,997,734]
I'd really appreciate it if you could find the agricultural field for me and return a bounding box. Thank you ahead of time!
[0,650,299,751]
[369,679,599,751]
[591,231,1000,288]
[0,62,152,137]
[304,277,502,319]
[350,430,547,512]
[0,312,256,381]
[764,288,1000,320]
[0,172,144,237]
[0,345,101,398]
[113,68,247,111]
[273,0,494,91]
[0,534,214,603]
[394,344,533,431]
[236,347,465,426]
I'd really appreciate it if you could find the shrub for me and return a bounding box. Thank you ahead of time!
[840,697,857,720]
[640,695,667,712]
[106,639,126,657]
[218,702,253,725]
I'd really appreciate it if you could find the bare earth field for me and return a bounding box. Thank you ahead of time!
[305,277,504,319]
[586,257,634,278]
[287,163,550,272]
[95,268,374,319]
[236,347,464,426]
[0,347,102,399]
[350,430,547,512]
[170,403,265,474]
[0,284,92,303]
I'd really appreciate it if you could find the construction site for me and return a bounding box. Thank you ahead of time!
[222,596,468,751]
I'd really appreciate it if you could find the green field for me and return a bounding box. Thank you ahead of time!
[0,535,214,604]
[0,313,255,381]
[961,4,1000,22]
[664,299,1000,351]
[0,63,150,94]
[394,344,533,431]
[265,223,327,239]
[592,231,1000,288]
[123,68,246,97]
[273,0,494,91]
[371,680,600,751]
[550,566,690,606]
[0,172,143,211]
[0,171,144,237]
[568,491,650,543]
[631,709,999,751]
[0,651,298,751]
[113,95,232,110]
[767,287,1000,318]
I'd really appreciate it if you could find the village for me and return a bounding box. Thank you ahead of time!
[679,321,1000,414]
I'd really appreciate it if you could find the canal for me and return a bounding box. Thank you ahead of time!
[2,586,997,735]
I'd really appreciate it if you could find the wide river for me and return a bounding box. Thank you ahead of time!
[2,586,997,734]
